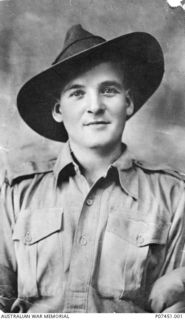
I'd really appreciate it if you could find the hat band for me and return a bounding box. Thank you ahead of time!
[53,36,105,64]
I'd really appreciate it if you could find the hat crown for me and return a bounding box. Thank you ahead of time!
[64,24,95,47]
[53,24,105,64]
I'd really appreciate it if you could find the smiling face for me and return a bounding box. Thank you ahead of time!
[52,61,134,153]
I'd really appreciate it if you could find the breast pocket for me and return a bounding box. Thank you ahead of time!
[12,208,63,298]
[95,210,170,299]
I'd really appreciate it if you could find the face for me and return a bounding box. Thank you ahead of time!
[53,62,134,152]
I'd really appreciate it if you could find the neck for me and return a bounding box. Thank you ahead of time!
[69,141,123,185]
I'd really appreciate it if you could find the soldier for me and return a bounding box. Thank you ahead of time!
[0,24,185,313]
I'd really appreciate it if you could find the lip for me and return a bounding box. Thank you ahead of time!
[84,121,110,126]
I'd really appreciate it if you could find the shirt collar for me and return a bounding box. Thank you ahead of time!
[54,142,138,200]
[110,147,138,200]
[54,142,76,182]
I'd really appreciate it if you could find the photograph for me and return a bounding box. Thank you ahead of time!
[0,0,185,314]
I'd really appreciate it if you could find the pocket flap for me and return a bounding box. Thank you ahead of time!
[107,212,170,247]
[12,208,63,245]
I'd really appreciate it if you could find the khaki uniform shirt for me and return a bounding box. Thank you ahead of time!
[0,143,185,313]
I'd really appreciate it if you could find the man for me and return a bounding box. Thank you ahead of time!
[0,24,185,313]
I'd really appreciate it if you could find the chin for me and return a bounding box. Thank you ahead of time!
[86,133,113,145]
[86,140,115,150]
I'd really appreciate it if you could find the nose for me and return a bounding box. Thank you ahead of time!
[86,92,105,114]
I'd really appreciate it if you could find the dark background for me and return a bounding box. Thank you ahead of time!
[0,0,185,180]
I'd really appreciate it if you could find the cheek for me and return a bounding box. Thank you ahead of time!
[60,101,75,122]
[61,106,82,132]
[109,98,127,120]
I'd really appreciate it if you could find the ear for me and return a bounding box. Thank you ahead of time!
[52,102,63,123]
[125,90,134,118]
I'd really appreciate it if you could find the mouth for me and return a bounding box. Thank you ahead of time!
[84,121,110,126]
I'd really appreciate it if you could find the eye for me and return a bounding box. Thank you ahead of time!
[101,86,119,96]
[69,89,85,98]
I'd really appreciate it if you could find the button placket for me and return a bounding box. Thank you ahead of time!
[64,188,101,312]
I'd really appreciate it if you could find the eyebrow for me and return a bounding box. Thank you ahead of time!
[63,84,85,93]
[100,81,123,89]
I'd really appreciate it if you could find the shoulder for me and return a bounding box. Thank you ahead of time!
[132,160,185,215]
[3,158,56,187]
[134,160,185,182]
[133,160,185,205]
[0,159,58,222]
[0,159,57,219]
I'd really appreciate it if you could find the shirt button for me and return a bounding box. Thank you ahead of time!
[79,235,87,246]
[86,198,93,206]
[136,234,144,245]
[24,231,32,244]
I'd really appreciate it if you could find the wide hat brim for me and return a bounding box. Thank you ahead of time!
[17,32,164,142]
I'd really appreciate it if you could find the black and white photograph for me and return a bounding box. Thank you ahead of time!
[0,0,185,315]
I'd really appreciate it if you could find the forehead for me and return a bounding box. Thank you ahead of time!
[62,61,124,90]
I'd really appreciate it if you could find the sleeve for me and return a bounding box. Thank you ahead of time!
[149,267,185,312]
[0,181,18,312]
[149,179,185,313]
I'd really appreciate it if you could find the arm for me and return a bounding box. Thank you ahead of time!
[0,181,18,312]
[149,179,185,313]
[149,267,185,313]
